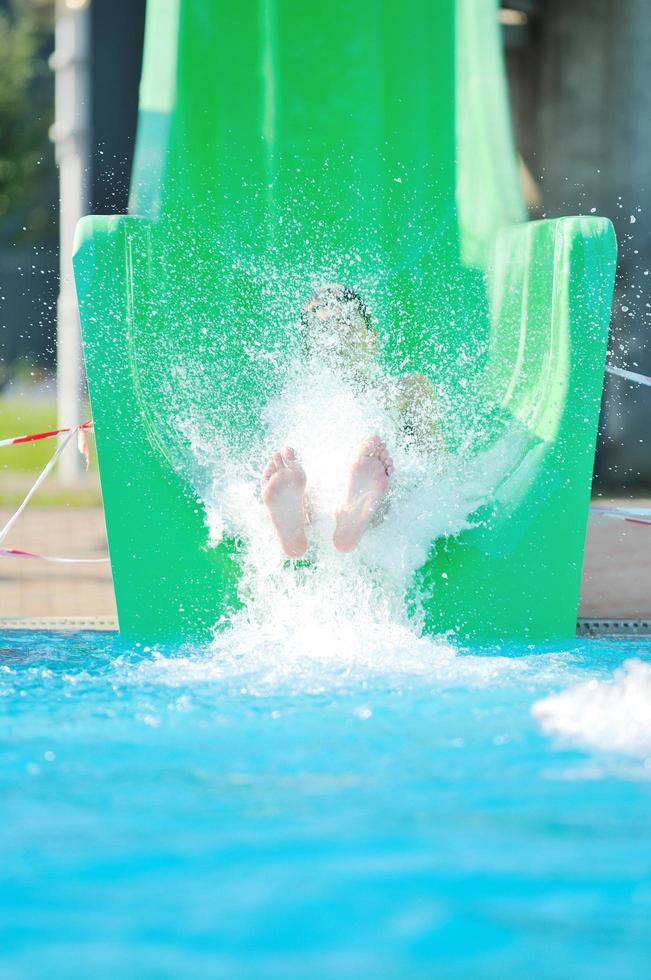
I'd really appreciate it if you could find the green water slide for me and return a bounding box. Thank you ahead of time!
[73,0,616,643]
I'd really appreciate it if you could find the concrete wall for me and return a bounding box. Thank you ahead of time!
[90,0,145,214]
[506,0,651,489]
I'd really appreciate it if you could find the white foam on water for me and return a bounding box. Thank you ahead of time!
[532,658,651,757]
[121,626,549,697]
[117,624,595,699]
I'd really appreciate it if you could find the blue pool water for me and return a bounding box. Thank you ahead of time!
[1,630,651,979]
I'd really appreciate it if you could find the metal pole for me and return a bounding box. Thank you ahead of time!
[50,0,90,484]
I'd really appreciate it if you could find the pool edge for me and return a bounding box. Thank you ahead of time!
[0,616,118,631]
[0,616,649,637]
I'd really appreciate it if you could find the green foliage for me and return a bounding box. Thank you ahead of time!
[0,0,55,242]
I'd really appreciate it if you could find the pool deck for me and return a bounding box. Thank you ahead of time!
[580,503,650,619]
[0,506,116,621]
[0,501,648,628]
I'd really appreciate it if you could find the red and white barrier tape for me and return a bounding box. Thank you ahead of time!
[0,547,108,564]
[590,505,651,526]
[599,368,651,523]
[606,365,651,388]
[0,419,93,449]
[0,420,109,564]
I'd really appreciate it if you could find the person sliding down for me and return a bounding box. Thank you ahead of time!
[261,284,440,557]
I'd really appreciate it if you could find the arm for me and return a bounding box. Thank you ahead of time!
[392,372,442,452]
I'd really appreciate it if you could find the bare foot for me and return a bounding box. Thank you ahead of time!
[261,447,308,558]
[333,435,394,553]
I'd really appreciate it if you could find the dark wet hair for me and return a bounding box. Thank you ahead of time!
[300,283,372,332]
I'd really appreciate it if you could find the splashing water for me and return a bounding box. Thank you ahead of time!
[175,320,515,671]
[533,658,651,758]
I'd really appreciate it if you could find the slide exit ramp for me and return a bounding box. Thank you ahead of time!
[73,0,616,642]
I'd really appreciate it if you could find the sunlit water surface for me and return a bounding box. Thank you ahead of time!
[1,629,651,979]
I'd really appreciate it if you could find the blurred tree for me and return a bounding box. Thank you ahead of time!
[0,0,55,244]
[0,0,56,389]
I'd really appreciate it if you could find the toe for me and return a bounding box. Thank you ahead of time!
[282,445,297,464]
[386,457,394,476]
[262,459,277,482]
[361,435,382,456]
[272,450,284,468]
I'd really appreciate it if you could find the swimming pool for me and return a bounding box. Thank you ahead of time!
[1,630,650,979]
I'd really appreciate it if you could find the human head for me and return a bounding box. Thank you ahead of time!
[300,283,378,367]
